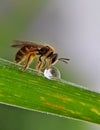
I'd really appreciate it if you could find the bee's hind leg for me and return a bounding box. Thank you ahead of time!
[22,54,34,71]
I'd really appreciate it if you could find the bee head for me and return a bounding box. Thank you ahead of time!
[51,53,58,65]
[51,54,70,65]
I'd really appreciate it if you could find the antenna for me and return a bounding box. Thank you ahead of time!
[58,58,70,64]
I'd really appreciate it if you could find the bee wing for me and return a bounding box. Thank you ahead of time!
[11,40,44,48]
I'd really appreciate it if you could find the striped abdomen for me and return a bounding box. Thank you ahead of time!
[15,46,30,63]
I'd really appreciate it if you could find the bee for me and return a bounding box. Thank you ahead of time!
[11,40,70,72]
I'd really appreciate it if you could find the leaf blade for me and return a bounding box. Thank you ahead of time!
[0,58,100,124]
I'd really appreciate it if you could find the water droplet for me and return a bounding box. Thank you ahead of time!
[44,66,61,79]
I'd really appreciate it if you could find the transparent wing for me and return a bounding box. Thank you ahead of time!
[11,40,44,48]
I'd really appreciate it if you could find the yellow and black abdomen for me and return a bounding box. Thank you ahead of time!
[15,46,30,63]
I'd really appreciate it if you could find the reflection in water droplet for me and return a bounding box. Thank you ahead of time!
[44,66,61,79]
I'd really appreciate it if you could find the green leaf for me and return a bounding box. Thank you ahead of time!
[0,58,100,124]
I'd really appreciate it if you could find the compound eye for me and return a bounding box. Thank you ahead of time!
[51,53,58,64]
[39,47,48,55]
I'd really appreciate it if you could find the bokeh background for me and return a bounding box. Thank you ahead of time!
[0,0,100,130]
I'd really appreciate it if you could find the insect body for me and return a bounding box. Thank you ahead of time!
[11,40,70,72]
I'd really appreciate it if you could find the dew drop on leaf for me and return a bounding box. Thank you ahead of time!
[44,66,61,79]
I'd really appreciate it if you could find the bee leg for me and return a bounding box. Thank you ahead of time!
[47,61,52,69]
[41,58,46,69]
[22,54,34,71]
[36,56,43,72]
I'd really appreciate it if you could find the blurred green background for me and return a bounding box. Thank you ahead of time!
[0,0,100,130]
